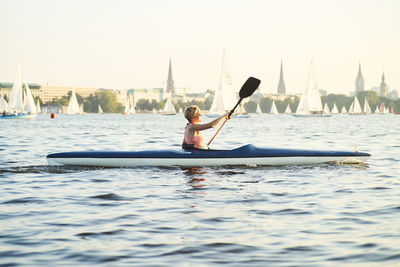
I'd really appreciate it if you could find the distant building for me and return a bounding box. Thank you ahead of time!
[379,72,389,97]
[355,63,365,93]
[277,60,286,95]
[40,85,97,102]
[166,57,175,94]
[130,88,163,103]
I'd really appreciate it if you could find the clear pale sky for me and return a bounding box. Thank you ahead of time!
[0,0,399,95]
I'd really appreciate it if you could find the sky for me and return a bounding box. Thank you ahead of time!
[0,0,399,95]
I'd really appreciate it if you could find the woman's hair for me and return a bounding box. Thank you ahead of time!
[184,105,200,122]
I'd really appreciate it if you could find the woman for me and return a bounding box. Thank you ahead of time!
[182,105,229,149]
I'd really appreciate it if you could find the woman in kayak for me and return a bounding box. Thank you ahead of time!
[182,105,229,149]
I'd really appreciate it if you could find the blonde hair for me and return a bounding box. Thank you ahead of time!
[184,105,200,122]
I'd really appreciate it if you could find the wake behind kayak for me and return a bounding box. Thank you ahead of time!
[46,144,370,167]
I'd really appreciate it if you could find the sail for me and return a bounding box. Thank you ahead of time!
[323,103,330,114]
[36,100,41,114]
[209,49,237,114]
[123,99,130,114]
[284,104,292,114]
[341,105,347,114]
[331,103,339,114]
[374,105,379,113]
[98,104,104,114]
[209,88,225,114]
[296,61,323,114]
[67,89,81,114]
[269,100,278,114]
[129,101,136,114]
[163,94,176,114]
[7,60,24,113]
[349,96,362,114]
[24,82,37,114]
[0,94,8,112]
[256,104,262,114]
[363,97,371,113]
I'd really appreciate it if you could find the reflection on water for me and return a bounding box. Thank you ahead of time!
[182,167,208,188]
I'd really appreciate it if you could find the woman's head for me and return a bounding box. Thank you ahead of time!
[184,105,201,123]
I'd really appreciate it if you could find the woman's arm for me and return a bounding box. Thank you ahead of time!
[189,114,228,131]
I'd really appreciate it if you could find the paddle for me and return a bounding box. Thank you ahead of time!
[207,77,261,146]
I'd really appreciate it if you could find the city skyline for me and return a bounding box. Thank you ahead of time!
[0,0,399,95]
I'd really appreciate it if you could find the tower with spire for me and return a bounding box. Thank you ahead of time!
[355,62,365,93]
[379,72,389,97]
[166,57,175,95]
[277,60,286,95]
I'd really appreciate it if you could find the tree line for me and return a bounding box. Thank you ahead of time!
[43,89,399,113]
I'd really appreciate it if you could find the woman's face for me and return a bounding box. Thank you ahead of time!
[192,111,202,123]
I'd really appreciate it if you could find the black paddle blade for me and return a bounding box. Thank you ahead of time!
[239,77,261,98]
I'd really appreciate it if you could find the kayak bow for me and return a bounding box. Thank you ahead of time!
[46,144,370,167]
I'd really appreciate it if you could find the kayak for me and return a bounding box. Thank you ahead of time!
[46,144,370,167]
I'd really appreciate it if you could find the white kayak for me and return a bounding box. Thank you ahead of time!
[47,144,370,167]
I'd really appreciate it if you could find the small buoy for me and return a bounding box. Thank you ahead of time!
[50,113,56,119]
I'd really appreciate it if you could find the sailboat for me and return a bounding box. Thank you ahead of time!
[66,89,81,114]
[341,105,348,114]
[0,93,8,113]
[129,100,136,114]
[235,102,251,118]
[331,103,339,114]
[1,60,37,119]
[207,49,237,118]
[284,104,292,114]
[123,99,130,115]
[269,100,279,114]
[36,100,41,114]
[98,104,104,114]
[363,97,371,114]
[292,61,331,117]
[255,103,262,114]
[323,103,331,114]
[348,96,363,115]
[162,93,176,115]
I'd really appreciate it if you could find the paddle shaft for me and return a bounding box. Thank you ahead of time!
[207,98,243,146]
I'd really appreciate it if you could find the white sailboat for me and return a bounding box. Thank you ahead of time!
[67,89,81,114]
[348,96,363,115]
[363,96,371,114]
[129,100,136,114]
[374,105,379,114]
[123,99,130,115]
[284,104,292,114]
[292,61,330,117]
[1,60,36,119]
[98,104,104,114]
[0,93,8,113]
[323,103,331,114]
[235,102,251,118]
[162,93,176,115]
[269,100,279,114]
[256,103,262,114]
[36,100,41,114]
[341,105,348,114]
[24,82,37,114]
[207,49,237,118]
[331,103,339,114]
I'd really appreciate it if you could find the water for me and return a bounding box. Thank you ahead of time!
[0,114,399,266]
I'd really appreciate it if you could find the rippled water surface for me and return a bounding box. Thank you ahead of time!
[0,114,399,266]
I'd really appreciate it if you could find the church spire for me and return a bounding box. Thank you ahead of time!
[355,62,364,93]
[166,57,175,94]
[277,60,286,95]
